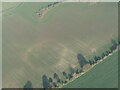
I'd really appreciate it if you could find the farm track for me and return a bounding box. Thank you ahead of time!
[1,2,24,14]
[61,48,118,88]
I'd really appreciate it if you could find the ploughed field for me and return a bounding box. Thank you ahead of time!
[63,51,118,88]
[2,2,118,88]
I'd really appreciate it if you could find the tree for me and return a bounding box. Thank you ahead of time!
[105,51,109,56]
[109,46,114,52]
[97,56,101,60]
[64,80,68,84]
[42,75,50,88]
[49,77,53,83]
[108,50,112,54]
[101,52,105,59]
[79,68,84,73]
[92,60,95,65]
[109,39,117,52]
[68,73,73,80]
[57,78,61,83]
[52,82,58,87]
[53,73,61,83]
[89,60,92,65]
[48,4,52,7]
[24,81,33,90]
[77,53,88,68]
[94,56,98,62]
[53,73,58,79]
[61,80,64,84]
[62,72,68,79]
[68,65,74,75]
[53,2,59,5]
[94,60,97,63]
[94,55,101,63]
[75,68,80,74]
[111,39,117,46]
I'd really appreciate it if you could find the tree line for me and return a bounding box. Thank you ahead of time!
[36,2,60,17]
[23,39,119,89]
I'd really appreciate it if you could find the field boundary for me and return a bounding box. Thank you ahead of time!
[61,48,118,88]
